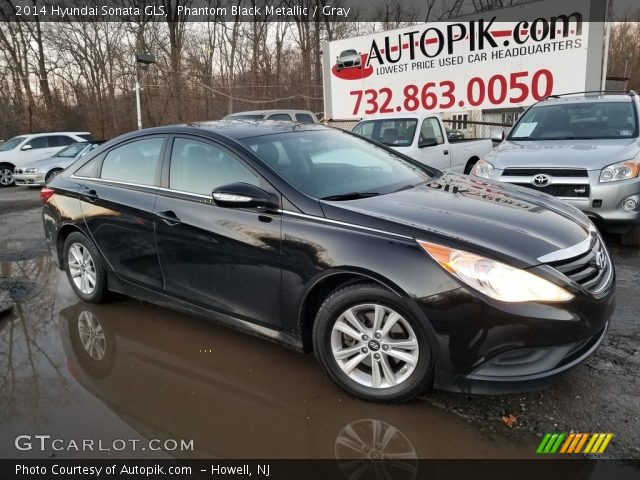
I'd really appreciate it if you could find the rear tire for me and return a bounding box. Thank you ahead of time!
[0,164,14,187]
[63,232,108,303]
[620,224,640,247]
[313,283,434,403]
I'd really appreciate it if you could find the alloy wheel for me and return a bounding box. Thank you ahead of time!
[330,304,419,389]
[68,242,97,295]
[0,167,14,186]
[77,311,106,360]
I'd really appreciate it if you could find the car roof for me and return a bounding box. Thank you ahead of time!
[535,94,635,106]
[226,110,315,116]
[127,120,329,141]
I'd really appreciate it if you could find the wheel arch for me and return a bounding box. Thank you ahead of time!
[56,224,88,266]
[464,156,479,174]
[298,268,407,353]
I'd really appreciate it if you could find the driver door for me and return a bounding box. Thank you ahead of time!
[414,117,449,169]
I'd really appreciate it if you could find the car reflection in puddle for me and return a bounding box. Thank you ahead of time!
[57,300,537,459]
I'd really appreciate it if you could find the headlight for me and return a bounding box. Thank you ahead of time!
[418,240,574,303]
[24,168,39,174]
[599,159,640,183]
[471,159,494,178]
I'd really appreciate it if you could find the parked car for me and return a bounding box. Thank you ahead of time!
[14,141,104,186]
[352,114,493,173]
[224,110,319,123]
[446,127,465,141]
[0,131,94,187]
[336,49,362,71]
[42,122,614,402]
[472,91,640,246]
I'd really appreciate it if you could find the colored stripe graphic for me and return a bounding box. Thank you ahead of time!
[537,433,613,454]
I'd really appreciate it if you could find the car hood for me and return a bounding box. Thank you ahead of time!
[322,173,590,267]
[19,155,63,169]
[488,138,640,169]
[339,54,360,61]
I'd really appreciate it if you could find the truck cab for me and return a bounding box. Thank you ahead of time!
[352,114,493,173]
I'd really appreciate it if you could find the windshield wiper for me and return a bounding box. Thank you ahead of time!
[321,192,380,201]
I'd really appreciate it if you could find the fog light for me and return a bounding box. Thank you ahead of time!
[623,198,638,211]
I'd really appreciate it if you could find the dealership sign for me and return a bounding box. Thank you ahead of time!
[321,0,606,119]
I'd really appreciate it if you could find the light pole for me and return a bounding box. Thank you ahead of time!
[134,52,155,130]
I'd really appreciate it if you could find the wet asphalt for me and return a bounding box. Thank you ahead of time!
[0,187,638,460]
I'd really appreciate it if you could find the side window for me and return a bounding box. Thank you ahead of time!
[75,154,103,178]
[49,136,76,147]
[267,113,293,121]
[169,138,259,196]
[295,113,314,123]
[353,122,373,137]
[26,136,49,149]
[100,137,164,186]
[420,118,445,145]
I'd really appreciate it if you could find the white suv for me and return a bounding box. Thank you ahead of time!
[0,131,94,187]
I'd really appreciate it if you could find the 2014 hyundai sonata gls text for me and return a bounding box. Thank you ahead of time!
[41,121,615,402]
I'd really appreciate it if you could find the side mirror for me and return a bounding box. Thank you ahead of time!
[491,132,506,143]
[212,183,279,210]
[418,138,438,148]
[21,144,32,151]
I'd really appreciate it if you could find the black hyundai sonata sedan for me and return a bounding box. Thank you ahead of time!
[42,121,615,402]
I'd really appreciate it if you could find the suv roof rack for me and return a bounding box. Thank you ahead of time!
[545,90,637,100]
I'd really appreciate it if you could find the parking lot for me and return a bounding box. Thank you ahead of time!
[0,186,638,459]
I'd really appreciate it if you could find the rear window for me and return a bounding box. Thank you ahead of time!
[295,113,315,123]
[353,119,418,147]
[226,114,264,120]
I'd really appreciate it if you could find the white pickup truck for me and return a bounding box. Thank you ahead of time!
[352,114,493,173]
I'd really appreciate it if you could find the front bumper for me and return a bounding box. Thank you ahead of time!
[14,172,45,186]
[415,274,615,394]
[493,169,640,229]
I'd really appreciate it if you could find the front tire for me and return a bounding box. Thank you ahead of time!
[46,168,63,182]
[313,283,434,403]
[0,164,14,187]
[63,232,108,303]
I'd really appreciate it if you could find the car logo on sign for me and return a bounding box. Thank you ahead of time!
[532,174,551,187]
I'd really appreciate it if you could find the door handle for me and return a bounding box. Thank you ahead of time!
[443,150,449,155]
[156,210,181,226]
[81,189,99,202]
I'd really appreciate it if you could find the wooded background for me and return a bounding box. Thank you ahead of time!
[0,0,638,140]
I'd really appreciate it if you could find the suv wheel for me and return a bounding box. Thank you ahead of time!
[63,232,108,303]
[0,164,14,187]
[313,283,433,403]
[621,224,640,247]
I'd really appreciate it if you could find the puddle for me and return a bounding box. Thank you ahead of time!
[0,253,538,459]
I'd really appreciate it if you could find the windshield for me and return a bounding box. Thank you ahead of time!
[240,129,433,200]
[0,136,27,152]
[55,143,88,158]
[353,119,417,147]
[509,101,638,140]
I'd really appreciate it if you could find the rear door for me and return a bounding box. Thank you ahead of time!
[153,135,283,327]
[74,135,166,289]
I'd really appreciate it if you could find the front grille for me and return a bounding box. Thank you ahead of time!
[513,183,589,198]
[546,237,611,293]
[503,168,588,177]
